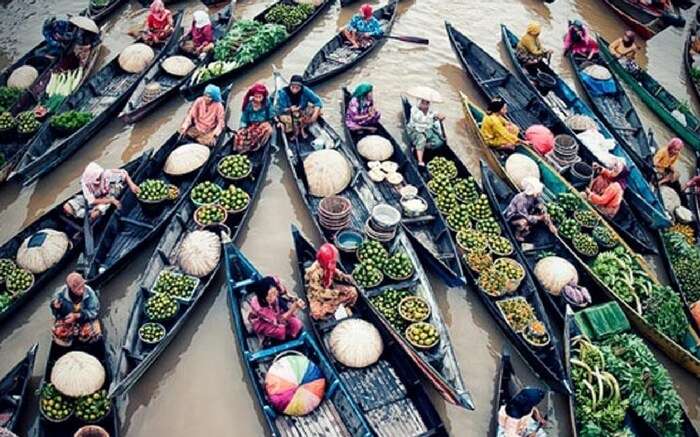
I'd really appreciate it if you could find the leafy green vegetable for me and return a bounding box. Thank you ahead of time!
[663,230,700,303]
[264,3,315,32]
[0,86,21,112]
[49,110,92,133]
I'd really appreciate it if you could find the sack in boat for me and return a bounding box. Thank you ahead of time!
[583,64,612,81]
[51,351,105,397]
[16,229,70,274]
[505,153,540,190]
[7,65,39,90]
[177,230,221,277]
[357,135,393,161]
[118,43,155,73]
[303,149,352,197]
[565,114,597,132]
[162,55,196,77]
[534,256,578,296]
[164,143,210,176]
[525,124,554,155]
[265,352,326,416]
[659,185,681,214]
[329,318,383,368]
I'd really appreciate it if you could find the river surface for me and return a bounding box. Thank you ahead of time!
[1,0,699,435]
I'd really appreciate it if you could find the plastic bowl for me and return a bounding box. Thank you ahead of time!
[371,204,401,228]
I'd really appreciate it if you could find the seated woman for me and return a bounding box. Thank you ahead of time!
[407,98,445,166]
[608,31,640,73]
[304,243,358,320]
[63,161,140,220]
[180,10,214,59]
[653,137,684,185]
[71,23,101,68]
[138,0,174,46]
[586,159,627,219]
[235,82,275,153]
[179,84,225,147]
[50,272,102,346]
[516,22,552,75]
[481,98,520,151]
[275,74,323,141]
[345,82,380,133]
[248,276,304,344]
[42,17,75,58]
[342,3,384,49]
[504,178,555,242]
[497,387,548,437]
[563,20,598,59]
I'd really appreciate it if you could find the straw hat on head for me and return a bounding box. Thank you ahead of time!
[406,85,443,103]
[118,43,155,73]
[583,64,612,81]
[69,16,99,34]
[50,351,105,397]
[162,55,196,77]
[522,177,544,196]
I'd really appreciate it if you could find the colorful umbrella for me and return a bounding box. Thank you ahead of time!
[264,352,326,416]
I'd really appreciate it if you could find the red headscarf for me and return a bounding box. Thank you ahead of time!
[241,83,269,111]
[360,3,373,19]
[317,243,339,288]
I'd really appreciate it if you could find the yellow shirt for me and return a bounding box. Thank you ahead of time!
[481,114,519,148]
[516,33,544,57]
[608,38,638,59]
[653,146,679,171]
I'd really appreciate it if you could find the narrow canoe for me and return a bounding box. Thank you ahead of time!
[599,35,700,151]
[223,240,374,437]
[598,0,684,39]
[291,225,448,436]
[281,114,475,409]
[82,0,127,24]
[109,124,272,398]
[684,19,700,104]
[341,89,465,287]
[0,343,38,433]
[302,0,398,86]
[119,2,236,123]
[181,0,332,99]
[10,12,184,186]
[501,25,670,230]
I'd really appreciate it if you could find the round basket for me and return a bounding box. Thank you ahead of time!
[76,402,112,425]
[404,322,440,350]
[319,196,352,220]
[138,322,166,345]
[400,196,428,218]
[40,405,73,424]
[398,296,431,322]
[354,267,384,289]
[146,299,180,323]
[223,191,251,215]
[521,326,551,349]
[217,161,252,181]
[190,184,223,207]
[488,236,514,257]
[6,272,35,296]
[333,229,363,253]
[384,269,413,282]
[493,257,525,294]
[167,185,180,201]
[193,205,228,228]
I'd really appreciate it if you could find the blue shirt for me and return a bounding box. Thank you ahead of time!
[275,87,323,114]
[51,285,100,323]
[240,98,274,128]
[348,14,384,37]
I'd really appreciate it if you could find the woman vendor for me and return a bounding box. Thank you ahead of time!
[50,272,102,346]
[504,178,555,241]
[137,0,174,46]
[235,82,275,153]
[563,20,598,59]
[481,98,520,151]
[63,161,140,220]
[248,276,304,344]
[345,82,381,133]
[516,22,552,75]
[653,138,684,185]
[179,84,225,147]
[497,387,548,437]
[304,243,358,320]
[342,3,384,49]
[608,31,640,72]
[180,10,214,59]
[585,159,627,219]
[407,98,445,166]
[274,74,323,141]
[42,17,75,58]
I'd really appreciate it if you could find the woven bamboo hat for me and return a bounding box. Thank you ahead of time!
[69,16,99,34]
[51,351,105,397]
[16,229,71,274]
[118,43,155,73]
[162,56,196,77]
[164,143,210,175]
[7,65,38,89]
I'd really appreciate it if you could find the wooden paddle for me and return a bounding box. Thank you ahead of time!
[383,35,429,45]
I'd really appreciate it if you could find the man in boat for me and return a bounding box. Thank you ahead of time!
[497,387,548,437]
[504,177,556,242]
[653,137,684,186]
[563,20,598,60]
[248,276,305,344]
[516,22,552,76]
[130,0,174,46]
[179,84,225,147]
[585,158,627,219]
[180,10,214,59]
[481,98,520,151]
[304,243,358,320]
[50,272,102,346]
[407,97,445,167]
[63,161,140,220]
[342,3,384,50]
[274,75,323,141]
[608,31,640,74]
[235,82,275,153]
[41,17,76,58]
[345,82,381,133]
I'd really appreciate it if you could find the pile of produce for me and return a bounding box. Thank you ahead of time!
[0,86,21,112]
[456,229,488,252]
[369,289,411,330]
[137,179,171,202]
[16,111,39,135]
[427,157,457,179]
[382,251,413,280]
[352,262,383,288]
[0,293,11,314]
[446,204,471,232]
[153,270,197,300]
[477,266,508,297]
[488,235,513,256]
[0,111,16,132]
[43,67,85,112]
[139,322,166,344]
[5,267,33,294]
[218,154,252,179]
[190,61,238,85]
[191,181,223,205]
[357,239,388,268]
[559,218,580,239]
[74,389,110,423]
[465,195,492,220]
[434,191,457,214]
[574,209,599,228]
[496,297,535,332]
[668,223,694,244]
[476,217,501,236]
[663,230,700,303]
[213,20,262,62]
[145,292,179,321]
[463,250,492,273]
[194,204,226,226]
[0,259,16,281]
[592,225,616,249]
[264,2,315,32]
[219,185,250,212]
[398,296,430,322]
[494,257,524,283]
[522,320,549,347]
[427,176,452,195]
[453,177,479,202]
[39,383,74,422]
[572,233,599,257]
[405,322,439,349]
[49,110,92,134]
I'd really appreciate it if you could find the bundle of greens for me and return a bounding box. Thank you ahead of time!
[663,230,700,303]
[49,110,92,134]
[264,3,315,32]
[214,20,262,62]
[233,24,287,66]
[0,86,21,112]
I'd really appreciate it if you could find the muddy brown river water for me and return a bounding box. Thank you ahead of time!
[1,0,699,435]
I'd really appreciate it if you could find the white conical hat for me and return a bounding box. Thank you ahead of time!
[329,318,383,368]
[118,43,155,73]
[164,143,210,175]
[162,55,196,77]
[406,85,444,103]
[50,351,105,397]
[16,229,71,274]
[69,16,99,34]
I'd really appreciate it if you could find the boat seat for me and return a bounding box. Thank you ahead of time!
[120,217,153,230]
[478,76,508,88]
[435,252,456,260]
[401,215,435,224]
[57,215,83,233]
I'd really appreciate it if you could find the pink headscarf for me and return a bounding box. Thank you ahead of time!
[668,137,684,154]
[81,162,107,196]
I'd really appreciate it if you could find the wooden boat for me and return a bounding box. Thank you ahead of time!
[685,18,700,105]
[0,153,150,326]
[180,0,332,99]
[281,114,474,409]
[340,0,359,5]
[35,332,119,437]
[341,89,464,287]
[599,35,700,151]
[0,343,38,433]
[301,0,398,86]
[223,240,374,437]
[445,22,659,255]
[291,226,448,436]
[119,3,235,123]
[10,12,184,186]
[501,25,669,230]
[598,0,683,39]
[82,0,127,24]
[109,128,272,398]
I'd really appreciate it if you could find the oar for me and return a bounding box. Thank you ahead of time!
[383,35,429,45]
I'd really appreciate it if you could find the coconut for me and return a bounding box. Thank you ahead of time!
[7,65,38,90]
[162,55,196,77]
[164,143,210,176]
[118,43,155,73]
[357,135,393,161]
[303,149,352,197]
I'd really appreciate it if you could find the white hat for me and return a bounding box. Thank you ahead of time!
[522,177,543,196]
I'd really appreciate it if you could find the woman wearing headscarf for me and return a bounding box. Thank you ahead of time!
[275,74,323,141]
[653,138,684,185]
[63,162,140,220]
[608,31,640,73]
[563,20,599,59]
[504,178,555,241]
[50,272,102,346]
[248,276,305,344]
[304,243,358,320]
[42,17,76,58]
[343,3,384,49]
[481,98,520,151]
[497,387,548,437]
[516,22,552,75]
[139,0,174,45]
[180,9,214,58]
[407,98,445,166]
[586,159,627,218]
[180,84,225,146]
[235,82,275,153]
[345,82,381,132]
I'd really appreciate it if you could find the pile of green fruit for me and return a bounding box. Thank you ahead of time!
[478,266,508,297]
[477,217,501,236]
[496,297,535,332]
[370,289,411,330]
[139,322,166,344]
[435,191,457,214]
[405,322,439,349]
[494,257,524,282]
[427,157,457,179]
[398,296,430,322]
[464,250,492,273]
[357,239,388,268]
[573,233,599,257]
[546,202,566,223]
[49,111,92,134]
[465,195,493,220]
[456,229,488,252]
[195,204,226,226]
[219,154,252,180]
[191,181,223,205]
[427,176,452,195]
[40,383,74,422]
[0,293,12,313]
[574,209,599,228]
[137,179,170,202]
[153,270,197,300]
[383,251,414,280]
[447,204,471,232]
[592,225,616,248]
[559,218,580,239]
[0,258,16,281]
[558,192,582,213]
[145,292,179,321]
[0,86,21,112]
[0,111,16,131]
[16,111,39,135]
[6,268,33,294]
[454,177,479,202]
[352,263,383,288]
[219,185,249,212]
[75,389,110,423]
[488,235,513,256]
[265,3,315,32]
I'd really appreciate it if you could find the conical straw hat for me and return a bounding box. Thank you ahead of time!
[406,85,443,103]
[162,56,196,77]
[118,43,155,74]
[7,65,38,89]
[303,149,352,197]
[51,351,105,397]
[69,16,99,34]
[164,143,210,175]
[16,229,71,274]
